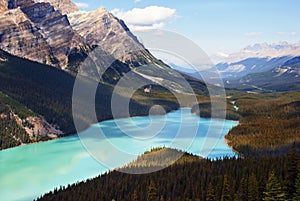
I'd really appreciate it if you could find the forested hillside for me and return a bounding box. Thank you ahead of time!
[37,146,300,201]
[0,92,32,149]
[226,92,300,156]
[0,49,209,149]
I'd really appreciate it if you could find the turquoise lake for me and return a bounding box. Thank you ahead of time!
[0,109,238,201]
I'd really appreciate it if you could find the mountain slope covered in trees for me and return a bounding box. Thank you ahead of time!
[37,146,300,201]
[226,92,300,156]
[0,49,208,150]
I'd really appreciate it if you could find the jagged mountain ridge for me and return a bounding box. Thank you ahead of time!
[0,0,165,72]
[0,0,90,68]
[68,8,155,68]
[0,0,205,94]
[212,42,300,79]
[225,56,300,92]
[212,41,300,64]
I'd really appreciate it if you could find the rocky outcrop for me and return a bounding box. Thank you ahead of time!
[8,0,78,14]
[0,0,8,12]
[0,0,90,68]
[20,1,89,68]
[33,0,79,15]
[0,8,54,65]
[68,8,156,68]
[24,116,63,138]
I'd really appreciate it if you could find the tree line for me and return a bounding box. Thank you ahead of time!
[37,145,300,201]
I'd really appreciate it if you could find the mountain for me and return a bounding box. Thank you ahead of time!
[217,56,292,79]
[213,42,300,79]
[67,7,156,68]
[0,0,203,93]
[0,48,193,150]
[0,0,211,150]
[0,91,62,150]
[0,0,89,69]
[0,0,166,71]
[225,57,300,92]
[213,41,300,64]
[29,0,79,15]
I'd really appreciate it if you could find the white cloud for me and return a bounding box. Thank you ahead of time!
[133,0,141,3]
[111,6,176,31]
[277,32,297,36]
[74,2,89,9]
[245,32,263,36]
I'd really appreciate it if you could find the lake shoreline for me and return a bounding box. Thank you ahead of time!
[1,107,240,154]
[0,109,239,201]
[223,137,242,158]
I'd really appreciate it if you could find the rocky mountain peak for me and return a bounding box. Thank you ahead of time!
[212,41,300,64]
[0,0,159,72]
[67,7,152,68]
[0,0,89,68]
[7,0,78,14]
[32,0,79,14]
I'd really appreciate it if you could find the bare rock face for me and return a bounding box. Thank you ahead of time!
[0,0,161,71]
[8,0,78,14]
[68,8,156,68]
[1,0,89,69]
[0,8,54,65]
[0,0,8,12]
[33,0,79,15]
[20,1,88,68]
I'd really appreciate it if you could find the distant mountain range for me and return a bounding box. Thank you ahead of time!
[225,56,300,92]
[171,41,300,92]
[212,41,300,64]
[214,42,300,79]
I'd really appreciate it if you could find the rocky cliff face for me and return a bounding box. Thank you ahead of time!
[0,7,54,64]
[0,0,7,12]
[68,8,155,68]
[0,0,178,84]
[1,0,89,68]
[1,0,153,70]
[33,0,79,15]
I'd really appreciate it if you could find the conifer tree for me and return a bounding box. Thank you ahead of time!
[221,175,231,201]
[263,171,286,201]
[285,143,298,200]
[133,190,138,201]
[206,182,217,201]
[147,180,158,201]
[293,164,300,201]
[248,173,259,201]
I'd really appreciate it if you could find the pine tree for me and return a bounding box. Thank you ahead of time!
[263,171,286,201]
[221,175,231,201]
[285,143,298,200]
[147,180,158,201]
[206,182,217,201]
[248,173,259,201]
[133,190,138,201]
[293,165,300,201]
[236,175,247,201]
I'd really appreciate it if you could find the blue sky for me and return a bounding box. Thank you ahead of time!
[74,0,300,55]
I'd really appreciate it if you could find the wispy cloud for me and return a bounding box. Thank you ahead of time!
[277,32,297,36]
[133,0,141,3]
[245,32,263,36]
[111,6,176,31]
[74,2,89,9]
